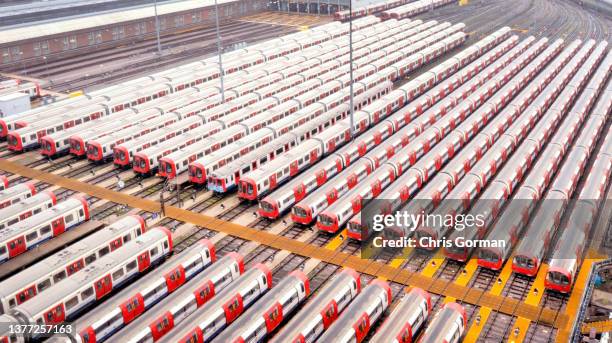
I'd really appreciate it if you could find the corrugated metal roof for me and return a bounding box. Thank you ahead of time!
[0,0,239,45]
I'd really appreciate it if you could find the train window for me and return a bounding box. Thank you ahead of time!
[0,246,5,255]
[26,231,38,242]
[7,218,18,226]
[34,208,42,214]
[137,228,142,235]
[65,296,78,311]
[85,254,96,264]
[113,269,125,280]
[261,275,267,285]
[99,246,110,257]
[163,241,169,250]
[66,214,74,223]
[53,271,66,283]
[37,279,51,292]
[81,288,93,300]
[150,247,159,256]
[8,299,15,307]
[41,225,51,235]
[126,261,137,272]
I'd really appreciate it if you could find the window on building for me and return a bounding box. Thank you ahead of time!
[62,35,77,50]
[112,26,125,40]
[174,15,185,27]
[134,22,146,35]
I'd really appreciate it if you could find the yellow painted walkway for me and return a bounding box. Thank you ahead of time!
[508,264,549,343]
[464,258,515,343]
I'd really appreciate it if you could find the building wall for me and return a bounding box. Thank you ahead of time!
[1,0,267,66]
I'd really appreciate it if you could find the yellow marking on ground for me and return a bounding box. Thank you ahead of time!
[555,257,603,342]
[420,252,445,278]
[390,247,413,268]
[507,264,549,343]
[582,320,612,334]
[454,259,479,286]
[325,229,346,250]
[465,259,514,343]
[459,0,469,5]
[464,307,492,343]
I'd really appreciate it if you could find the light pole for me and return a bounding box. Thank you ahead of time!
[349,0,354,139]
[154,0,162,55]
[215,0,226,102]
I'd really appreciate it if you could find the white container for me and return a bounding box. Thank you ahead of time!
[0,92,30,118]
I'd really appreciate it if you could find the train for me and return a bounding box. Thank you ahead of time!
[381,0,456,20]
[270,268,360,342]
[1,228,172,342]
[111,253,244,343]
[284,31,518,227]
[0,176,7,191]
[317,279,391,343]
[419,302,467,343]
[316,31,539,234]
[71,240,215,343]
[0,215,146,314]
[0,182,36,209]
[442,39,584,262]
[0,190,56,231]
[0,197,89,262]
[369,287,431,343]
[210,271,310,342]
[159,264,272,343]
[477,40,604,270]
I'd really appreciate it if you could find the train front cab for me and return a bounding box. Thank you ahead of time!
[545,266,572,293]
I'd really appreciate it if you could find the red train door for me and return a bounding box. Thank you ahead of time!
[110,237,123,251]
[353,313,371,343]
[15,285,36,304]
[8,237,26,258]
[290,161,299,176]
[264,303,283,333]
[269,175,277,189]
[138,251,151,272]
[321,301,338,329]
[44,304,65,325]
[120,294,145,323]
[223,294,244,324]
[164,266,186,293]
[19,210,33,220]
[52,217,66,236]
[95,275,113,299]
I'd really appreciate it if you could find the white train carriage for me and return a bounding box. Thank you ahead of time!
[114,118,218,167]
[317,280,391,343]
[0,215,146,314]
[0,190,56,231]
[113,253,244,343]
[270,268,360,343]
[370,288,431,343]
[158,128,276,179]
[0,182,36,210]
[7,82,175,151]
[292,158,375,225]
[72,240,215,343]
[162,264,272,343]
[86,113,183,162]
[6,228,172,341]
[317,164,397,233]
[7,104,108,151]
[238,123,351,201]
[477,187,538,270]
[40,108,147,157]
[210,271,309,343]
[203,85,389,193]
[237,140,326,201]
[419,302,467,343]
[132,124,248,175]
[0,197,89,262]
[0,176,7,191]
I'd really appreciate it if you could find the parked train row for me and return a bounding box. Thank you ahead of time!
[334,0,412,21]
[381,0,456,20]
[322,35,553,236]
[258,28,517,223]
[1,17,381,147]
[235,32,469,200]
[475,40,607,272]
[157,20,462,180]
